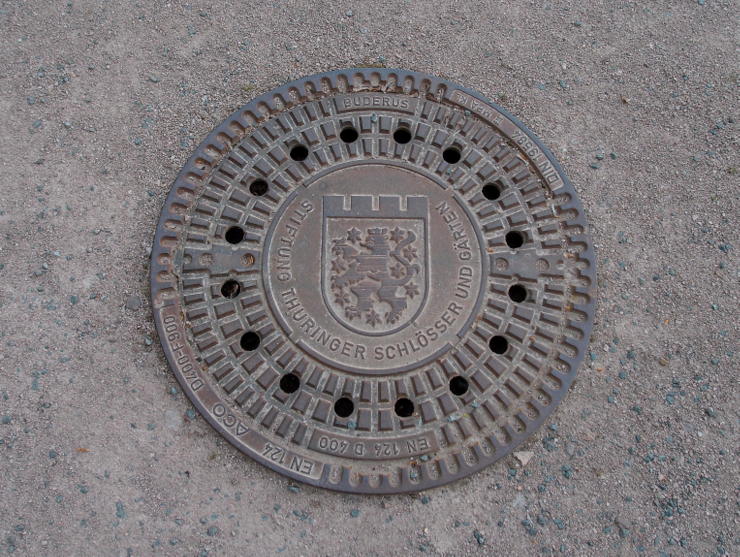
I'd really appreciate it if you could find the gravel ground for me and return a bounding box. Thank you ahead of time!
[0,1,737,555]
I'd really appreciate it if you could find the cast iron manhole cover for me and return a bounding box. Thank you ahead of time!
[151,68,596,493]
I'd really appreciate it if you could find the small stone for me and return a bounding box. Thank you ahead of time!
[125,295,142,311]
[148,75,160,83]
[345,9,353,17]
[658,357,669,366]
[473,529,486,545]
[514,451,534,466]
[115,501,126,519]
[1,415,11,425]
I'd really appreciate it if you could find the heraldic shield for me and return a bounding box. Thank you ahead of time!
[321,195,430,336]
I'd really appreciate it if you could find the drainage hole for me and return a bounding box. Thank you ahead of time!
[334,397,355,417]
[279,373,300,394]
[220,279,241,299]
[442,147,462,164]
[393,127,412,144]
[482,182,502,200]
[394,398,415,417]
[240,331,260,351]
[449,376,469,396]
[289,144,309,161]
[225,225,245,244]
[508,284,527,303]
[249,179,268,196]
[505,230,525,249]
[489,335,509,354]
[339,127,359,143]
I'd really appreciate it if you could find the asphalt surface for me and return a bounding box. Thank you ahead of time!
[0,1,737,556]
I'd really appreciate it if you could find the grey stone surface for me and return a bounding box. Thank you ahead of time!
[0,1,736,555]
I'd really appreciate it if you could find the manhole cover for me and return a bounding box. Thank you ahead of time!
[151,68,596,493]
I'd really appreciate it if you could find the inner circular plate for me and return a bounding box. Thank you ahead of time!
[150,68,596,493]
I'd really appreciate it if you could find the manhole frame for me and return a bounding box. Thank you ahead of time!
[151,68,597,493]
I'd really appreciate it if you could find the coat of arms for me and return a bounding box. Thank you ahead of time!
[322,195,429,335]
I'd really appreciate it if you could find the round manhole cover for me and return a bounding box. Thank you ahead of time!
[151,68,596,493]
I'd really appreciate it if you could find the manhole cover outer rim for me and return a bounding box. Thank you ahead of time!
[150,67,597,494]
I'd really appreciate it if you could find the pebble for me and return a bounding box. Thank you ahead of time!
[125,295,142,311]
[514,451,534,466]
[115,501,126,519]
